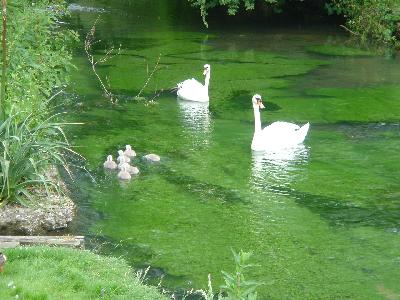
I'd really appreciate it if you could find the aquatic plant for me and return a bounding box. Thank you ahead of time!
[220,250,261,300]
[186,250,260,300]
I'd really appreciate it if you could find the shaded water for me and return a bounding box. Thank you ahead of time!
[66,1,400,299]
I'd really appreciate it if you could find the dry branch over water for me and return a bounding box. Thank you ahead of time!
[84,17,120,104]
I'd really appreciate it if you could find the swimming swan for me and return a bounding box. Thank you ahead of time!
[177,64,210,102]
[143,153,160,162]
[124,145,136,158]
[118,165,131,180]
[103,155,117,170]
[117,150,130,163]
[251,94,309,151]
[127,165,140,175]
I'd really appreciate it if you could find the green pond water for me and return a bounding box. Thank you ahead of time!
[66,1,400,298]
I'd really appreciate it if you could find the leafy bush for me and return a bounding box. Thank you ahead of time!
[0,1,80,206]
[188,0,281,27]
[189,0,400,47]
[328,0,400,47]
[5,0,78,119]
[0,112,76,206]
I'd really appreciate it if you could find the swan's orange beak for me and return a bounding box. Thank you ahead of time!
[203,68,207,75]
[257,99,265,109]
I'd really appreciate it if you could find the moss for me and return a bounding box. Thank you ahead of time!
[307,44,376,56]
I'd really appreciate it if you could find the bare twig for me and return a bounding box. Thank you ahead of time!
[47,88,65,103]
[84,17,120,104]
[340,24,360,37]
[136,54,161,99]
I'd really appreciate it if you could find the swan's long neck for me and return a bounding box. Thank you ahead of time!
[204,71,210,90]
[253,106,262,133]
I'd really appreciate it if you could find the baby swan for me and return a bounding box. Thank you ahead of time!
[124,145,136,158]
[118,165,131,180]
[143,153,161,163]
[128,165,140,175]
[118,156,130,170]
[117,150,130,163]
[118,156,139,175]
[103,155,117,170]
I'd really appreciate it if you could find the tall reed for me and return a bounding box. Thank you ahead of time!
[0,112,80,206]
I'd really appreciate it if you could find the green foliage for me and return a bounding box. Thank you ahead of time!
[188,0,280,27]
[0,0,79,206]
[0,112,75,206]
[220,250,261,300]
[328,0,400,47]
[190,250,261,300]
[4,0,78,118]
[189,0,400,47]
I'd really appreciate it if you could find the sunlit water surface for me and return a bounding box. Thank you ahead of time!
[65,1,400,298]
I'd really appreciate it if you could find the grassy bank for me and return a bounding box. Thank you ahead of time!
[0,246,167,299]
[0,1,79,207]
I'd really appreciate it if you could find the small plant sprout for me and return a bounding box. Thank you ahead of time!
[220,250,262,300]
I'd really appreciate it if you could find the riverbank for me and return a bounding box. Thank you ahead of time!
[0,1,79,223]
[0,195,75,235]
[0,246,167,299]
[0,166,76,235]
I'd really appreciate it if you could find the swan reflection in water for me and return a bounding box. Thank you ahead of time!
[250,145,309,194]
[177,99,212,148]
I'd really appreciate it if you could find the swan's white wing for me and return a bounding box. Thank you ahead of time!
[177,78,208,102]
[264,121,300,132]
[177,78,204,90]
[257,121,306,148]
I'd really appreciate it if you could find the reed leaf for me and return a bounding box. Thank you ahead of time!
[0,112,77,206]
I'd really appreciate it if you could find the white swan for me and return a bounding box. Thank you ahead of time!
[251,94,310,151]
[177,64,210,102]
[103,155,117,170]
[117,150,130,163]
[143,153,160,162]
[117,165,131,180]
[124,145,136,158]
[127,165,140,175]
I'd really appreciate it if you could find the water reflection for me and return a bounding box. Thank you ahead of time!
[250,145,309,194]
[177,99,212,148]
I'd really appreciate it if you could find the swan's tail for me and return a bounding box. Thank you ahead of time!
[297,122,310,143]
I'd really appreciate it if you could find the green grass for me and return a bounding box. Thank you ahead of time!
[0,246,167,300]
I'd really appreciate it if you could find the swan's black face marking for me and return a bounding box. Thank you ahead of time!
[256,98,265,109]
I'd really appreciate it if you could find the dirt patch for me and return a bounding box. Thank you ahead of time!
[0,168,76,235]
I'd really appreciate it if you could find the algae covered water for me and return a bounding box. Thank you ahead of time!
[66,1,400,298]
